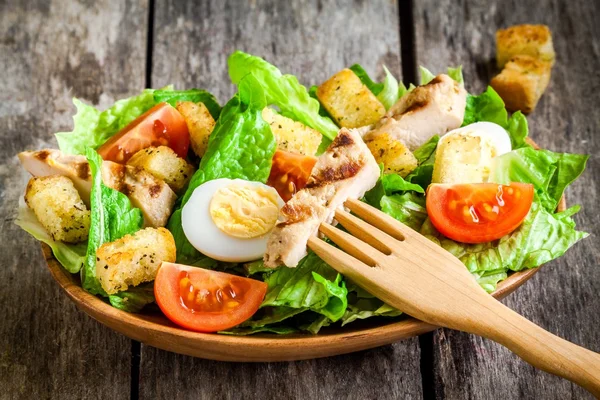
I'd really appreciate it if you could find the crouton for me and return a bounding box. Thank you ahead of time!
[261,108,322,155]
[24,175,90,243]
[491,55,551,113]
[95,227,176,295]
[316,69,386,128]
[364,132,418,177]
[176,101,216,157]
[496,24,555,68]
[432,132,495,184]
[127,146,194,193]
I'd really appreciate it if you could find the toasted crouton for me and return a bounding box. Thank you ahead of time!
[96,227,176,295]
[127,146,194,193]
[496,24,555,68]
[316,69,386,128]
[432,132,495,184]
[176,101,216,157]
[261,108,322,155]
[491,55,551,113]
[24,175,90,243]
[364,133,418,177]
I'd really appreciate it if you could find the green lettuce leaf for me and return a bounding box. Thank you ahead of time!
[259,251,348,322]
[364,169,424,209]
[167,74,277,264]
[403,136,440,190]
[228,51,339,139]
[56,89,162,155]
[420,66,464,86]
[380,192,428,231]
[219,325,298,336]
[349,64,400,110]
[153,89,221,119]
[420,201,588,292]
[342,298,402,326]
[15,199,87,273]
[108,283,155,313]
[491,147,589,212]
[82,149,144,296]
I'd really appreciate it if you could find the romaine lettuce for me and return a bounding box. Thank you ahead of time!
[15,199,87,274]
[56,89,163,155]
[82,149,144,296]
[349,64,401,110]
[167,74,277,264]
[491,147,589,212]
[419,66,464,86]
[153,89,221,119]
[228,51,339,139]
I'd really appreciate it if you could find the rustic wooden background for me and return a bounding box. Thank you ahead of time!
[1,0,598,399]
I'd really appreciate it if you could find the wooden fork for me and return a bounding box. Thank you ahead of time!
[307,198,600,396]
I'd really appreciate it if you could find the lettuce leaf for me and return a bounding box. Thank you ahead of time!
[167,74,277,264]
[349,64,400,110]
[56,89,161,155]
[420,66,464,86]
[342,298,402,326]
[82,149,144,296]
[420,202,588,292]
[108,283,155,313]
[380,193,428,231]
[15,199,87,274]
[153,89,221,119]
[228,51,339,139]
[260,251,348,322]
[491,147,589,212]
[404,136,440,190]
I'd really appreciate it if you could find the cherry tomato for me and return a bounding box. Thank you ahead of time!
[426,182,534,243]
[267,150,317,201]
[154,262,267,332]
[98,103,189,163]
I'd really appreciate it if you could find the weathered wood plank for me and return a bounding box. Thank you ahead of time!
[0,1,149,398]
[140,1,423,399]
[414,0,600,398]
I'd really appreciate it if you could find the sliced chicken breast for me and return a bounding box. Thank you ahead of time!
[18,149,177,227]
[365,74,467,150]
[264,128,380,268]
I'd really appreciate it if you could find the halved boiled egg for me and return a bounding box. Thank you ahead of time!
[432,122,512,184]
[182,179,284,262]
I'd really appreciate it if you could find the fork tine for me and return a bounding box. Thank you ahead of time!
[307,236,374,279]
[318,222,387,267]
[344,198,415,241]
[334,209,397,254]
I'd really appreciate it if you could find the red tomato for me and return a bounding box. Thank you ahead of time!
[98,103,189,163]
[154,262,267,332]
[426,183,534,244]
[267,150,317,201]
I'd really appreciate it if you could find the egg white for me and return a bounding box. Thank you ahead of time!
[440,121,512,156]
[182,178,284,262]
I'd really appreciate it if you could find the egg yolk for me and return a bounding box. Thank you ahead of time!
[209,185,280,239]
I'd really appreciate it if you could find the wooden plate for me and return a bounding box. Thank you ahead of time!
[42,139,565,362]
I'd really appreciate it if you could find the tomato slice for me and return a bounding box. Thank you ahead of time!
[267,150,317,201]
[426,183,534,243]
[154,262,267,332]
[98,103,189,163]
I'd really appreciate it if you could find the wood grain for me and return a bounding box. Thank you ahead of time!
[0,1,148,398]
[413,0,600,398]
[141,1,424,399]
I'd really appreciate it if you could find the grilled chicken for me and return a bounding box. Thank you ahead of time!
[18,149,177,227]
[264,128,380,268]
[365,74,467,150]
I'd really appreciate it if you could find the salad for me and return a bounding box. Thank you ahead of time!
[16,51,588,335]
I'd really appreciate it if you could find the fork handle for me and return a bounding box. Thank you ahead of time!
[459,297,600,396]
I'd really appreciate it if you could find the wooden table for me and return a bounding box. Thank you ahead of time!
[1,1,598,398]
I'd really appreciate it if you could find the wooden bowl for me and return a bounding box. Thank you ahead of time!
[42,139,565,362]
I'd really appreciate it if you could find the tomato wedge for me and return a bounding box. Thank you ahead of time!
[98,103,189,163]
[154,262,267,332]
[267,150,317,201]
[426,183,534,244]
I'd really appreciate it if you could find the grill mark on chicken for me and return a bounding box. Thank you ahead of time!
[330,131,355,148]
[35,150,50,161]
[306,160,362,188]
[277,204,315,226]
[74,163,90,180]
[403,100,428,114]
[148,184,162,198]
